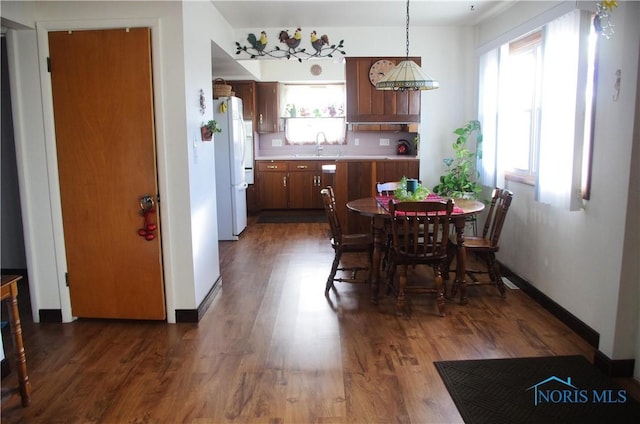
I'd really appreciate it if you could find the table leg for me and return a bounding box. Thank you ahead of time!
[370,216,385,304]
[452,216,469,305]
[5,286,32,407]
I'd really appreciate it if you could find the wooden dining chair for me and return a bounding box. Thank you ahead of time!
[387,199,453,317]
[376,181,401,272]
[376,181,400,196]
[321,186,374,293]
[446,188,514,299]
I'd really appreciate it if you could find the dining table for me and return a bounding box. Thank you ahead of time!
[346,195,485,305]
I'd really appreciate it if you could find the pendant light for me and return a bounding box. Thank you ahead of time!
[376,0,439,91]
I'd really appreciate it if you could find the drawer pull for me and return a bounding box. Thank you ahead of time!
[266,165,278,169]
[296,165,308,169]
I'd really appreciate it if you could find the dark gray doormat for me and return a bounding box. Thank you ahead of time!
[434,355,640,424]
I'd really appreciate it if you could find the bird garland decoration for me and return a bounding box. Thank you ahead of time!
[236,29,345,62]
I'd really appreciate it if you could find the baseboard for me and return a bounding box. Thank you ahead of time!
[500,263,636,377]
[500,263,600,348]
[174,276,222,323]
[0,268,28,277]
[594,350,636,378]
[39,309,62,323]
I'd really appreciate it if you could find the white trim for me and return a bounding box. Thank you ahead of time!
[6,30,43,323]
[35,18,174,323]
[476,1,577,56]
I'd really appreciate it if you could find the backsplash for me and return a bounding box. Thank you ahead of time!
[257,130,417,158]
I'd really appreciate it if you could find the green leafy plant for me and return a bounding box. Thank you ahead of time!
[394,176,431,201]
[433,120,483,199]
[204,119,222,134]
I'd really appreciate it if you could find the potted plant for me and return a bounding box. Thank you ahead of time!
[433,120,483,199]
[201,119,222,141]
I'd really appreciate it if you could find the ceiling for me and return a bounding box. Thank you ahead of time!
[211,0,515,78]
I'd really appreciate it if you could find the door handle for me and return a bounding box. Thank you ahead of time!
[138,194,157,241]
[140,194,155,212]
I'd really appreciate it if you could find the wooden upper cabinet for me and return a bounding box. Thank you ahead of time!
[345,57,421,123]
[256,82,280,133]
[231,80,256,124]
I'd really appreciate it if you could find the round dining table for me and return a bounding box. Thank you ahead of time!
[346,196,485,304]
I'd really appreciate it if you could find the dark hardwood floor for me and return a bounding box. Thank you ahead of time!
[2,217,638,423]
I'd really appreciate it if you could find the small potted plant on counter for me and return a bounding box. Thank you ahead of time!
[433,120,483,199]
[201,119,222,141]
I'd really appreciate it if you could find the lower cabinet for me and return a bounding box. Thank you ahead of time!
[256,160,329,209]
[256,161,288,209]
[256,158,418,221]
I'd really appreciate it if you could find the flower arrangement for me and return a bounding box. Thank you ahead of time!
[394,176,430,201]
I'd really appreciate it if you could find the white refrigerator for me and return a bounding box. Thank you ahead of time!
[214,96,248,241]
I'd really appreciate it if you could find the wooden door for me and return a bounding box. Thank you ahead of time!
[258,171,288,209]
[289,167,320,209]
[48,28,165,320]
[231,80,256,123]
[256,82,279,133]
[345,57,421,123]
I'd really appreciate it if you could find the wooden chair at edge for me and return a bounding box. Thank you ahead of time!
[320,186,374,293]
[387,199,453,317]
[376,181,401,270]
[446,187,514,299]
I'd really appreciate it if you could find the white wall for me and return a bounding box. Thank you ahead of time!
[476,0,640,365]
[2,0,223,322]
[181,0,227,306]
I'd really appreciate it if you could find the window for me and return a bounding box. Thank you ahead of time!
[280,84,346,145]
[503,31,542,180]
[478,9,595,210]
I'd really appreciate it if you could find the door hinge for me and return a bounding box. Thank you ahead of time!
[65,272,69,287]
[47,57,51,73]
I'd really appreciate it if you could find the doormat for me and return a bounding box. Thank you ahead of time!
[257,213,326,223]
[434,355,640,424]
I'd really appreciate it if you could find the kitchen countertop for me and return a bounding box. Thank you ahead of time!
[255,155,418,161]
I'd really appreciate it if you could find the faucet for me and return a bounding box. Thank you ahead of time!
[315,132,326,156]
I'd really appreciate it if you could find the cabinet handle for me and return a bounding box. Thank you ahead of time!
[296,165,308,169]
[259,113,263,125]
[267,165,278,169]
[283,176,287,187]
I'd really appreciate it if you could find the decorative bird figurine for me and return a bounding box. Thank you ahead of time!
[247,31,267,53]
[279,28,302,50]
[310,31,329,54]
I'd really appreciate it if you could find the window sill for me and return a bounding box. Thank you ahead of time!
[505,171,535,186]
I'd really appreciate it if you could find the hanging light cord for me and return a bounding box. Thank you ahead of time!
[405,0,410,60]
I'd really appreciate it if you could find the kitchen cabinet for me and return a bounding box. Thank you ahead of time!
[231,80,256,125]
[333,158,419,234]
[256,82,280,133]
[288,161,324,209]
[246,184,260,215]
[256,160,333,209]
[257,161,288,209]
[345,57,421,123]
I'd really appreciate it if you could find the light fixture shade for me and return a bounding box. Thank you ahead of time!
[375,60,439,91]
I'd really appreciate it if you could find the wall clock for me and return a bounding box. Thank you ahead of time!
[369,59,396,86]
